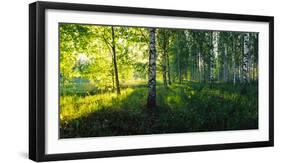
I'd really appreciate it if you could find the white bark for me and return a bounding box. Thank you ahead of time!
[243,33,250,83]
[232,35,236,85]
[210,32,218,83]
[223,43,228,82]
[147,28,157,107]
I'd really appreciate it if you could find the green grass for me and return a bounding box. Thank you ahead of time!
[60,82,258,138]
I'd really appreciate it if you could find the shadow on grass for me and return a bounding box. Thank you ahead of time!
[60,82,258,138]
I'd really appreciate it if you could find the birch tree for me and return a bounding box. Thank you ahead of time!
[147,28,157,107]
[158,29,170,88]
[111,26,121,95]
[167,51,171,85]
[210,31,218,87]
[232,34,236,85]
[223,43,228,82]
[243,33,250,84]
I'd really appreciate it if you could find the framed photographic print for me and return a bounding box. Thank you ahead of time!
[29,1,274,162]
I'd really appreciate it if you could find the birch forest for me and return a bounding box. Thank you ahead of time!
[59,24,258,138]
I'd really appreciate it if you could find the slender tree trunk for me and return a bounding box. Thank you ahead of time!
[147,28,157,108]
[198,48,201,83]
[249,33,254,82]
[210,49,214,85]
[111,65,115,91]
[238,64,241,83]
[111,26,121,95]
[255,34,259,81]
[238,36,243,83]
[217,67,220,81]
[217,32,221,82]
[232,36,236,85]
[203,61,207,83]
[223,43,228,82]
[248,52,252,82]
[177,48,182,84]
[252,57,255,81]
[162,31,168,88]
[190,56,194,81]
[162,59,167,88]
[184,62,188,81]
[242,33,250,84]
[253,60,257,81]
[217,51,220,82]
[167,53,171,85]
[210,32,216,87]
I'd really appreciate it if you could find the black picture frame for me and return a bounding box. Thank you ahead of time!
[29,1,274,162]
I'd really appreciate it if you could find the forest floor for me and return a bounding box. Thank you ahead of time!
[60,81,258,138]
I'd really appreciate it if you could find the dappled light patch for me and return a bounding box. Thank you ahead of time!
[60,88,135,121]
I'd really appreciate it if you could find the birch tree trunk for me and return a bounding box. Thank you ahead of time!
[238,35,243,83]
[111,26,121,95]
[147,28,157,107]
[223,43,228,82]
[198,48,202,83]
[252,56,255,81]
[167,53,171,85]
[238,64,240,83]
[210,32,216,87]
[178,48,182,84]
[242,33,250,84]
[232,35,236,85]
[191,56,195,81]
[248,49,252,82]
[111,65,115,91]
